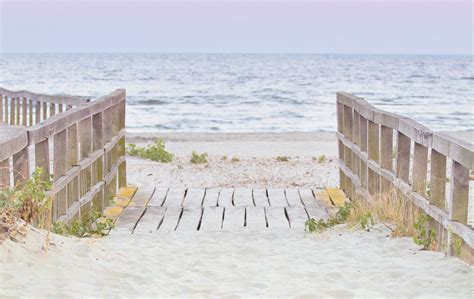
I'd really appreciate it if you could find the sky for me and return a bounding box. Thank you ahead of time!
[0,0,472,54]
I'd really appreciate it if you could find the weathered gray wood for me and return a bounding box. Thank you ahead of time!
[343,104,353,141]
[449,161,469,224]
[147,188,168,207]
[0,159,9,189]
[396,132,411,182]
[10,98,15,125]
[298,188,319,208]
[158,207,182,231]
[253,188,269,206]
[12,147,28,185]
[218,188,234,207]
[0,94,3,123]
[28,99,33,126]
[162,188,186,207]
[134,207,166,234]
[233,188,254,206]
[285,189,303,207]
[430,149,447,209]
[267,188,288,206]
[202,188,220,206]
[92,112,103,151]
[367,120,380,195]
[176,208,202,231]
[245,207,267,229]
[21,98,27,126]
[53,129,67,180]
[199,207,224,231]
[286,207,308,229]
[79,116,92,159]
[413,142,428,196]
[114,206,146,233]
[306,206,329,220]
[3,96,8,124]
[16,97,20,125]
[380,125,393,192]
[42,101,47,121]
[34,138,50,181]
[182,188,205,207]
[222,207,245,230]
[129,187,155,207]
[35,101,41,124]
[265,207,289,228]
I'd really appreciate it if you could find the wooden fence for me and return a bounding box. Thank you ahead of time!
[0,88,127,224]
[337,92,473,262]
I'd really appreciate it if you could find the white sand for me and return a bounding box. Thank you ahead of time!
[1,225,472,297]
[127,132,339,188]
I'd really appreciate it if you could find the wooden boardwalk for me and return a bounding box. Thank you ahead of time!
[107,187,347,234]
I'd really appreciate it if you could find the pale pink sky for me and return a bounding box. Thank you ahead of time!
[0,0,472,54]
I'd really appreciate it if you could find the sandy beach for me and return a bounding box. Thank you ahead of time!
[1,224,473,298]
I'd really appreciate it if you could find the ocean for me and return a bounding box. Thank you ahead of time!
[0,53,472,133]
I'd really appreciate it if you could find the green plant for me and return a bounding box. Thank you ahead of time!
[313,155,327,163]
[359,211,375,230]
[0,168,52,228]
[305,203,353,233]
[190,151,208,164]
[231,156,240,162]
[127,139,173,162]
[276,156,290,162]
[52,211,114,238]
[222,156,228,161]
[413,214,437,250]
[452,235,463,257]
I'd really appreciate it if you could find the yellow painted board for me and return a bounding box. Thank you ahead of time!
[326,188,347,207]
[103,206,124,221]
[117,186,138,199]
[314,190,332,207]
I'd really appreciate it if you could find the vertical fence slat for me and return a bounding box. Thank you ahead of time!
[367,120,380,195]
[430,149,447,209]
[413,142,428,196]
[12,147,29,186]
[0,159,9,189]
[396,132,410,182]
[449,161,468,223]
[35,138,50,181]
[10,97,15,125]
[22,97,27,125]
[3,96,8,124]
[16,97,21,125]
[28,99,33,126]
[0,94,3,123]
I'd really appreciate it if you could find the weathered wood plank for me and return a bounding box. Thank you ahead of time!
[299,188,319,208]
[176,208,202,231]
[182,188,205,207]
[267,188,288,207]
[286,207,309,229]
[158,207,182,231]
[285,189,303,207]
[202,188,220,207]
[114,206,146,234]
[222,207,245,230]
[449,161,469,224]
[199,207,224,231]
[245,207,266,229]
[233,188,254,207]
[133,207,166,234]
[430,149,447,209]
[218,188,234,207]
[413,142,428,196]
[265,207,289,228]
[129,187,155,207]
[147,188,168,207]
[253,188,270,207]
[396,132,411,183]
[162,188,186,207]
[306,206,329,221]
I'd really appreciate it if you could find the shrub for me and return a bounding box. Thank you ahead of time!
[305,203,353,232]
[413,214,437,250]
[190,151,208,164]
[52,211,114,238]
[276,156,289,162]
[231,156,240,162]
[127,138,173,162]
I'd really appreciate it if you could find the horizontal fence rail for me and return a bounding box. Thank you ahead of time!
[337,92,473,262]
[0,88,127,223]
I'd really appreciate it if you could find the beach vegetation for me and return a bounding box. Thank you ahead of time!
[451,234,463,257]
[413,214,437,250]
[231,156,240,162]
[222,155,228,161]
[52,211,114,238]
[127,139,173,163]
[313,155,327,163]
[276,156,290,162]
[305,203,352,232]
[190,151,208,164]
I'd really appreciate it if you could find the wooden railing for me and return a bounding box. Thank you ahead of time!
[0,88,127,223]
[336,92,473,261]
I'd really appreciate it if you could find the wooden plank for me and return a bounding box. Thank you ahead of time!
[313,189,335,210]
[265,207,289,228]
[12,147,28,185]
[158,207,182,231]
[147,188,168,207]
[286,207,309,229]
[430,149,447,209]
[267,188,288,207]
[162,188,186,207]
[199,207,224,231]
[233,188,254,207]
[222,207,245,230]
[182,188,205,207]
[218,188,234,207]
[326,188,346,207]
[449,161,469,224]
[133,207,166,234]
[176,208,202,231]
[396,132,411,182]
[202,188,220,207]
[306,206,329,221]
[129,187,155,207]
[299,188,319,208]
[285,189,303,207]
[253,188,269,207]
[245,207,266,229]
[413,142,428,196]
[114,206,146,234]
